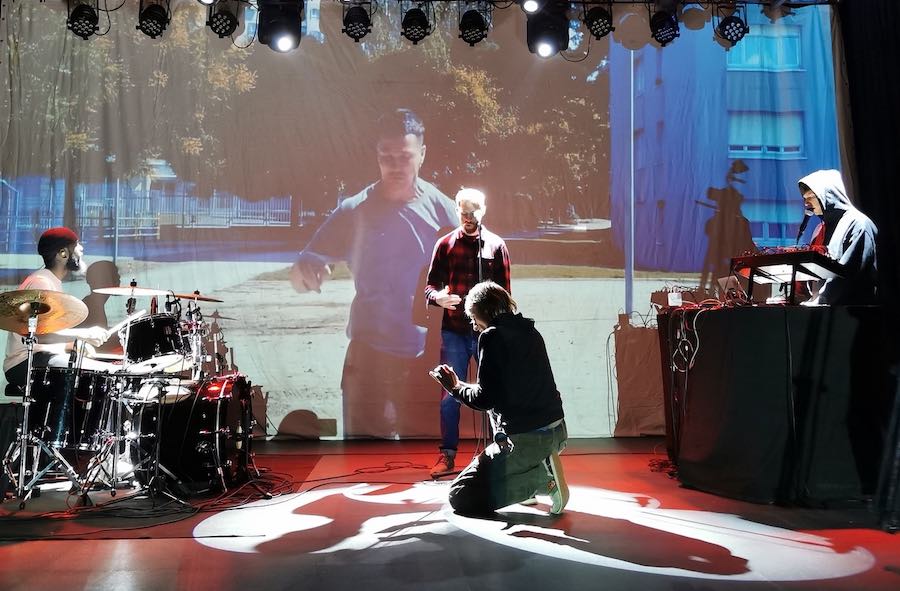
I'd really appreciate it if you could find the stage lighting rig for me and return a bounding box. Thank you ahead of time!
[648,1,679,47]
[400,1,434,45]
[458,1,492,47]
[714,2,749,47]
[583,2,613,41]
[137,0,171,39]
[206,0,240,38]
[258,0,304,52]
[526,1,568,58]
[342,1,375,42]
[519,0,545,15]
[66,0,99,40]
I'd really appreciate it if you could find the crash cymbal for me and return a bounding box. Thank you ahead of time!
[171,291,223,303]
[94,286,170,297]
[0,289,88,335]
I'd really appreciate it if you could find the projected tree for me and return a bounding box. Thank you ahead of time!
[0,2,255,233]
[1,2,609,239]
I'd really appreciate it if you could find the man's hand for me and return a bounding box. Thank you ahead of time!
[81,342,98,358]
[290,258,331,293]
[433,287,462,310]
[81,326,109,348]
[429,364,459,392]
[59,326,109,347]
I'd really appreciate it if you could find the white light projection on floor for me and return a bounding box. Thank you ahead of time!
[193,482,875,582]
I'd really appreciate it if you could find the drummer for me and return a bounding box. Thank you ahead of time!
[3,227,114,389]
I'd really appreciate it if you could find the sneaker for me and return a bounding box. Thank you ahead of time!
[430,452,455,478]
[544,451,569,514]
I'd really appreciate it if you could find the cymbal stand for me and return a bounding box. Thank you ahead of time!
[80,314,139,495]
[3,307,82,508]
[185,302,207,381]
[211,319,224,376]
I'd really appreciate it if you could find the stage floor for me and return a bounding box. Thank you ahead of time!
[1,437,898,591]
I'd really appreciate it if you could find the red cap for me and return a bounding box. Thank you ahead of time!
[37,227,79,256]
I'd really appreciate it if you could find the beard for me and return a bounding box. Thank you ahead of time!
[67,255,87,276]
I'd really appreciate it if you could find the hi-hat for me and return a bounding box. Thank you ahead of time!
[172,291,223,303]
[94,286,170,297]
[0,289,88,335]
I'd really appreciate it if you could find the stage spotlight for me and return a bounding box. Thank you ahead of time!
[401,2,433,45]
[715,13,749,47]
[207,1,240,38]
[342,2,373,42]
[137,0,171,39]
[648,4,679,47]
[67,0,99,40]
[458,1,492,47]
[520,0,544,14]
[526,1,569,58]
[258,0,304,52]
[583,3,614,41]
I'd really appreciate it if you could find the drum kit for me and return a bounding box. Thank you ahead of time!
[1,284,256,508]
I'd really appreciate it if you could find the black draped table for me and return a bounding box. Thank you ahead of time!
[657,305,894,505]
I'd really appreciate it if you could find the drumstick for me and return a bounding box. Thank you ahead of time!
[107,309,148,340]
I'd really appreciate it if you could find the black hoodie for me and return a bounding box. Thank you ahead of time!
[798,169,878,305]
[451,312,564,435]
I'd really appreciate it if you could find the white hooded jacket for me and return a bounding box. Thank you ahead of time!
[798,169,878,305]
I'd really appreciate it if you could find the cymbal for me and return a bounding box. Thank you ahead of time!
[94,286,170,297]
[90,352,125,361]
[172,291,223,303]
[0,289,88,335]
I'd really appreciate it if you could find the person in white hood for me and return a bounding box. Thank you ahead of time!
[798,169,878,305]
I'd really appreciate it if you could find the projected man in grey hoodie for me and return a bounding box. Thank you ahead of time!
[798,169,878,305]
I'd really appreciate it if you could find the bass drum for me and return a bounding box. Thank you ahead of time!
[131,374,253,495]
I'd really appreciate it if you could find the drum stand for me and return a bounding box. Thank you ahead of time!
[75,314,147,499]
[2,311,83,509]
[75,376,135,498]
[184,303,209,380]
[137,378,189,506]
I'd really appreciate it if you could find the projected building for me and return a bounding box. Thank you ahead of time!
[609,6,841,271]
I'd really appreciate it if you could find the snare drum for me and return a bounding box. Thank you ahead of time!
[121,376,195,403]
[120,314,186,373]
[131,374,253,494]
[29,366,114,452]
